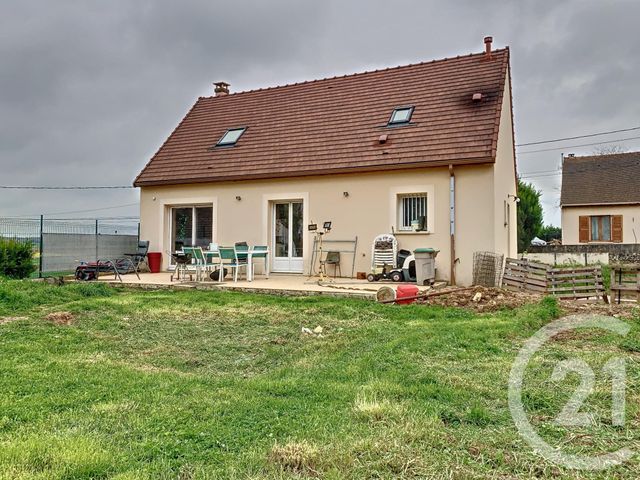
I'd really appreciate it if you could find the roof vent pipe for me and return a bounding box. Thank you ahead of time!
[214,81,230,96]
[484,36,493,59]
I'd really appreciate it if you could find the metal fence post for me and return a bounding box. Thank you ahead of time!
[95,219,99,263]
[38,215,44,278]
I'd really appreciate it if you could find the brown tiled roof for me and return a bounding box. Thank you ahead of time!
[134,48,510,186]
[561,151,640,206]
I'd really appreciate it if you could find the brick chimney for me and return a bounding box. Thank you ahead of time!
[484,36,493,59]
[214,81,230,96]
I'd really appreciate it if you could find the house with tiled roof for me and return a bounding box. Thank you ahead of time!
[134,37,517,285]
[561,151,640,245]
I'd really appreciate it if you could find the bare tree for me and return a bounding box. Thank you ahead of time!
[592,144,628,155]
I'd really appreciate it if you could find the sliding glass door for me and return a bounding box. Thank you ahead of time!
[171,205,213,252]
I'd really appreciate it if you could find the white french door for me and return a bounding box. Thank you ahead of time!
[272,201,304,273]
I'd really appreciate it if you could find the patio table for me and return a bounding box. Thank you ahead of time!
[247,247,269,282]
[205,247,269,282]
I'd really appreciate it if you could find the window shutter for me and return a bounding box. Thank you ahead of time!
[612,215,623,243]
[578,216,589,243]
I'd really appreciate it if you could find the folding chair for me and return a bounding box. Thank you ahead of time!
[124,240,150,271]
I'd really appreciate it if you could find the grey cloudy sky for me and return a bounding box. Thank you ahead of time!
[2,0,639,225]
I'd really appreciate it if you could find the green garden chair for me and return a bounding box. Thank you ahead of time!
[182,247,206,281]
[205,247,224,282]
[218,246,248,282]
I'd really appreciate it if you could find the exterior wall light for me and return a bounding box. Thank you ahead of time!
[343,191,349,197]
[235,196,242,201]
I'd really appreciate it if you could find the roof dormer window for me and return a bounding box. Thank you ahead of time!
[216,127,246,147]
[388,106,414,126]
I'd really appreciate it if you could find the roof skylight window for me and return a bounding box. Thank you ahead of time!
[388,107,414,125]
[216,127,246,146]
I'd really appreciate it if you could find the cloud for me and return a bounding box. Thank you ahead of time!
[1,0,639,225]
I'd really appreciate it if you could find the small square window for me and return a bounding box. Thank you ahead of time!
[388,106,414,125]
[216,127,246,146]
[398,193,427,231]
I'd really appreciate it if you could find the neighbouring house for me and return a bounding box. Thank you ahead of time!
[561,152,640,245]
[134,37,517,285]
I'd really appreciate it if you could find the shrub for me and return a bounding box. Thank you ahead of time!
[0,239,36,279]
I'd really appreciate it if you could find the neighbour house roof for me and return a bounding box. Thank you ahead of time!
[134,48,511,186]
[560,151,640,206]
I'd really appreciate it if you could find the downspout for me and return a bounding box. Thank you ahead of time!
[449,164,456,285]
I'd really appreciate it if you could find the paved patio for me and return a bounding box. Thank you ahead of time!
[97,272,394,299]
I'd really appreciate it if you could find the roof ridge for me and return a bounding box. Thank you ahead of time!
[565,150,640,160]
[202,48,509,100]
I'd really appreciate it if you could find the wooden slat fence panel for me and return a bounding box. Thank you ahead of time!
[547,265,605,300]
[610,264,640,304]
[503,258,549,293]
[503,258,606,302]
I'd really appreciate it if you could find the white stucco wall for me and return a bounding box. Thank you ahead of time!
[139,163,510,285]
[493,67,518,259]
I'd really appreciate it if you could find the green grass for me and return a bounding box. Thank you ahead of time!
[1,279,640,478]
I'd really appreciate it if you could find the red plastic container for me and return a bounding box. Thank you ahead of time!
[396,284,419,304]
[147,252,162,273]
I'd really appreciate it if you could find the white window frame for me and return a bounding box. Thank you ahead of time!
[156,195,217,269]
[397,193,428,231]
[389,185,435,234]
[169,204,214,250]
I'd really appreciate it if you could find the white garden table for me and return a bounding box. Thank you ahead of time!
[205,247,269,282]
[247,247,269,282]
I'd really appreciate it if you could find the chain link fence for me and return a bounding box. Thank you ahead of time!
[0,217,139,276]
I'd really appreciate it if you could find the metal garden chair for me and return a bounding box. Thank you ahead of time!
[218,246,248,282]
[182,247,206,281]
[124,240,150,271]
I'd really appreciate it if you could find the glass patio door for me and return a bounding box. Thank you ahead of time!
[171,205,213,256]
[272,201,303,273]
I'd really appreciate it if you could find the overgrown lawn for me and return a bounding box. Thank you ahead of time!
[0,279,639,478]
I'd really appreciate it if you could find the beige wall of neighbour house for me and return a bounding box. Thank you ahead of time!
[562,205,640,245]
[139,71,517,286]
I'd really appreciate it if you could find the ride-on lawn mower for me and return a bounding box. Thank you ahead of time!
[367,234,416,282]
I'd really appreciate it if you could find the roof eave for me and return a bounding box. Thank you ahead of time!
[134,156,495,187]
[561,201,640,207]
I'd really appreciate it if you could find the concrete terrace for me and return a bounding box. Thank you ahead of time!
[97,272,392,299]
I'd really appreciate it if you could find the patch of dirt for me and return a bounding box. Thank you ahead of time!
[420,285,640,318]
[268,441,320,476]
[560,301,639,320]
[549,329,602,342]
[423,286,539,312]
[0,316,27,325]
[44,311,75,325]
